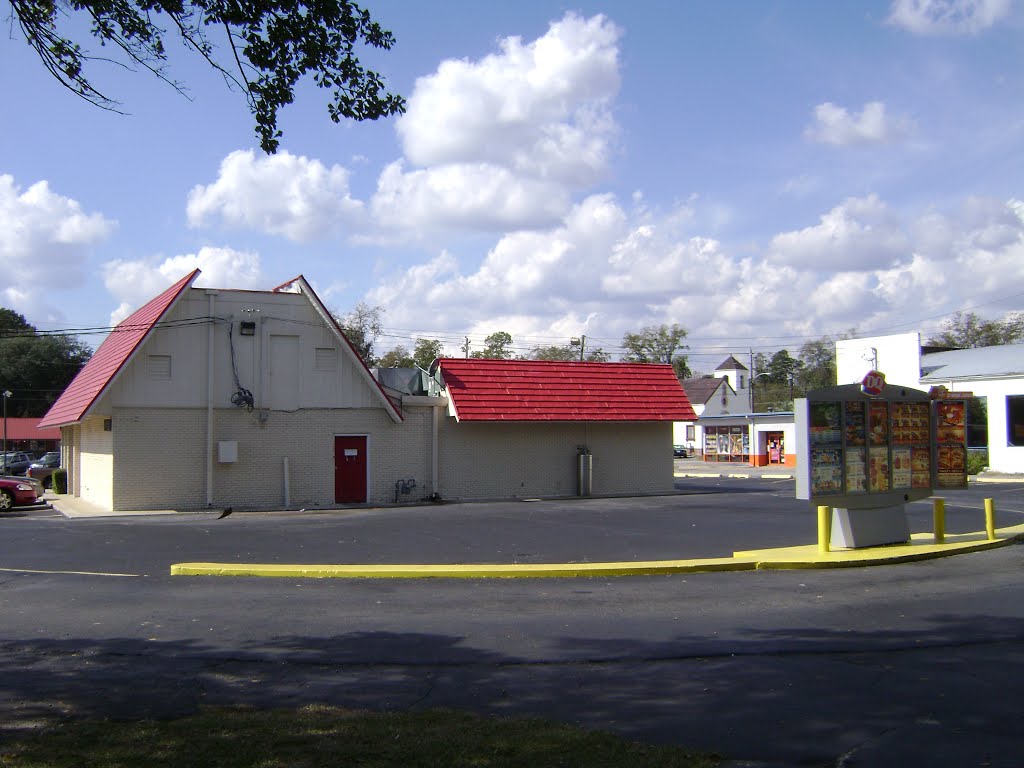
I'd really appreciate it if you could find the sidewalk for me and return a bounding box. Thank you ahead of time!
[674,457,795,479]
[674,458,1024,484]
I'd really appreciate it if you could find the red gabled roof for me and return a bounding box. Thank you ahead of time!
[437,358,697,422]
[38,270,200,428]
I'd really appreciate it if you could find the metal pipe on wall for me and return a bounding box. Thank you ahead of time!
[206,291,216,507]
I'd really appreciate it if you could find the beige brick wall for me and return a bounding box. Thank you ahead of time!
[79,416,113,509]
[437,419,673,501]
[111,405,434,511]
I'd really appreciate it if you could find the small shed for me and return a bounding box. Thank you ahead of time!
[434,358,696,500]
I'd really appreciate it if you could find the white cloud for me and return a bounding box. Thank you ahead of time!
[805,101,913,146]
[769,195,910,269]
[103,246,265,325]
[370,161,570,233]
[395,12,620,186]
[887,0,1011,35]
[0,175,115,317]
[357,190,1024,358]
[187,150,364,242]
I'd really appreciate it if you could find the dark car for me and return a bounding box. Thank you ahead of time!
[0,476,42,511]
[26,451,61,488]
[673,444,690,458]
[0,452,34,476]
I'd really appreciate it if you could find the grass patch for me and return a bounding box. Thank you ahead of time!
[0,705,719,767]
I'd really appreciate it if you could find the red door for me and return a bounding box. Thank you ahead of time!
[334,436,368,503]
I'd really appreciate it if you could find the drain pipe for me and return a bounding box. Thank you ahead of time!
[432,402,440,496]
[205,290,217,507]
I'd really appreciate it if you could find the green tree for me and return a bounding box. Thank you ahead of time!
[531,344,610,362]
[12,0,406,153]
[471,331,514,360]
[377,345,414,368]
[530,344,577,361]
[767,349,801,385]
[927,311,1024,349]
[0,310,92,417]
[795,337,836,392]
[336,302,383,367]
[621,323,691,379]
[412,338,444,370]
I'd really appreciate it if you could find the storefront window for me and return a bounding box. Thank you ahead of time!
[1007,395,1024,447]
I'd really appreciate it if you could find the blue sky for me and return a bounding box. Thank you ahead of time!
[1,0,1022,373]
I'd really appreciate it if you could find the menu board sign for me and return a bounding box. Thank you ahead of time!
[935,401,968,489]
[795,383,970,506]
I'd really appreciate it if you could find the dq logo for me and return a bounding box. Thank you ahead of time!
[861,370,886,396]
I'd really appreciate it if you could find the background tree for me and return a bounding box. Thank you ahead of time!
[471,331,514,360]
[530,344,577,361]
[336,302,383,367]
[621,324,691,379]
[0,310,92,417]
[377,345,414,368]
[751,349,802,411]
[795,336,836,392]
[529,344,610,362]
[927,311,1024,349]
[12,0,406,152]
[412,338,444,370]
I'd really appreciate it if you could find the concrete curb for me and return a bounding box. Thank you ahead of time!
[171,524,1024,579]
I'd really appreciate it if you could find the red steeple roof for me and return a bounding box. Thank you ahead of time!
[437,358,697,422]
[38,270,199,428]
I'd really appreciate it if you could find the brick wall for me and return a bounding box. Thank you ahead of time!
[437,419,673,501]
[80,416,113,509]
[111,405,433,511]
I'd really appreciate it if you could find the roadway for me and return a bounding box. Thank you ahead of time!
[2,476,1023,767]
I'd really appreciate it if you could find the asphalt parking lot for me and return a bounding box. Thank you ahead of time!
[4,475,1024,767]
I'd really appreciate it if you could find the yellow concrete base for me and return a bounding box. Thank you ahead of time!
[170,524,1024,579]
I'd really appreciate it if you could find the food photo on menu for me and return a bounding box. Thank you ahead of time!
[936,401,966,444]
[868,446,889,491]
[845,401,866,445]
[868,402,889,445]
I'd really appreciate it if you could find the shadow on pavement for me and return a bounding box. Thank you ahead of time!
[3,615,1024,767]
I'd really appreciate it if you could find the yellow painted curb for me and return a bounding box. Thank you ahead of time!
[171,525,1024,579]
[171,557,755,579]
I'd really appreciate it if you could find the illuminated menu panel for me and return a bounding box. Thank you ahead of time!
[805,397,939,497]
[935,401,967,489]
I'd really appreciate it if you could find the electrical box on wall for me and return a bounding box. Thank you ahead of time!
[218,441,238,463]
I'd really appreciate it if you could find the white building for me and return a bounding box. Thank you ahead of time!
[676,357,796,467]
[836,333,1024,474]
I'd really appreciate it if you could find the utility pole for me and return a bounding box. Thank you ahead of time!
[749,349,755,412]
[570,335,586,361]
[461,336,471,358]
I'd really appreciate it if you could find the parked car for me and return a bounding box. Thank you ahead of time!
[0,476,43,511]
[673,444,689,458]
[0,451,34,476]
[26,452,61,488]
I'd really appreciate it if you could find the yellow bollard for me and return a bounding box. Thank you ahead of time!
[933,498,945,544]
[818,505,831,553]
[985,498,996,541]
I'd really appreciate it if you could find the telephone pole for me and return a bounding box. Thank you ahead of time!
[570,335,586,362]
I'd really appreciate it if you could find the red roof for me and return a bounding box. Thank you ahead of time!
[437,358,697,422]
[0,418,61,441]
[38,270,199,428]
